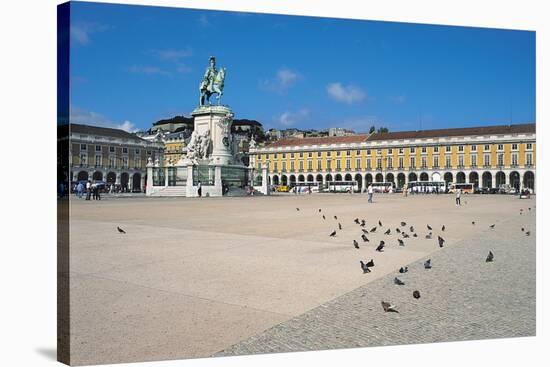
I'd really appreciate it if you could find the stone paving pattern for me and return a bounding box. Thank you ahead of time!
[218,210,536,356]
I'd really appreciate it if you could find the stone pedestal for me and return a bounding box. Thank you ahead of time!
[191,105,234,166]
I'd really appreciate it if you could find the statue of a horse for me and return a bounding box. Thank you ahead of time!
[200,68,226,106]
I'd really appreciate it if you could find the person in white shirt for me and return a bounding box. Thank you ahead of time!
[367,185,374,203]
[455,189,461,206]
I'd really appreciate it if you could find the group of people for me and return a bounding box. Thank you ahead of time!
[74,181,101,200]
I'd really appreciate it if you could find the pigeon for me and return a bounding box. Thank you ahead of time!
[117,226,126,234]
[396,228,401,233]
[362,229,369,234]
[334,215,338,220]
[490,224,495,229]
[521,227,525,232]
[370,226,377,233]
[360,261,371,273]
[329,230,336,237]
[399,266,408,273]
[322,215,326,220]
[529,207,531,211]
[425,232,433,239]
[438,236,445,248]
[472,221,476,225]
[526,231,531,236]
[398,239,404,246]
[427,224,432,230]
[360,221,366,227]
[296,208,300,211]
[400,222,406,226]
[319,209,322,213]
[402,233,410,238]
[354,218,360,224]
[381,301,399,313]
[375,241,385,252]
[353,240,360,249]
[413,233,418,238]
[486,251,494,262]
[410,226,415,233]
[424,259,432,269]
[338,223,342,230]
[379,220,383,227]
[361,234,369,242]
[441,225,446,231]
[384,229,391,235]
[365,259,375,267]
[394,277,405,285]
[413,290,421,299]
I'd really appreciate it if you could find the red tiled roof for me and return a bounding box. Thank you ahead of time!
[265,135,370,148]
[366,123,535,141]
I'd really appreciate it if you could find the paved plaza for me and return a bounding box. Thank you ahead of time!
[69,193,536,365]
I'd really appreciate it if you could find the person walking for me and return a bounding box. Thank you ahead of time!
[85,180,92,200]
[197,180,202,197]
[367,184,374,203]
[77,182,83,199]
[455,188,461,206]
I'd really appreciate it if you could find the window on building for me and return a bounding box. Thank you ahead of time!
[109,146,115,153]
[471,154,477,167]
[410,157,415,168]
[336,160,341,170]
[80,153,87,166]
[399,148,404,154]
[95,145,101,152]
[484,144,490,151]
[484,154,490,166]
[317,159,322,169]
[282,162,287,171]
[337,151,341,156]
[497,153,504,166]
[433,146,439,153]
[367,149,371,155]
[308,160,312,170]
[327,159,331,169]
[471,145,477,151]
[308,152,312,158]
[135,149,140,154]
[377,158,382,169]
[134,157,140,168]
[458,145,464,152]
[346,150,351,156]
[458,155,464,167]
[497,144,503,151]
[526,143,533,150]
[366,159,371,169]
[122,147,128,154]
[421,156,427,168]
[356,158,361,169]
[291,152,295,158]
[291,161,295,171]
[388,148,393,154]
[377,149,382,155]
[299,152,304,158]
[512,143,518,150]
[526,153,533,166]
[511,153,518,166]
[399,157,404,168]
[346,159,351,169]
[445,155,451,167]
[274,162,278,171]
[122,157,128,168]
[282,153,286,158]
[387,157,393,169]
[421,147,427,153]
[433,156,439,167]
[95,155,102,166]
[410,147,416,154]
[147,150,151,155]
[274,154,279,159]
[445,146,451,152]
[356,150,361,155]
[80,144,87,151]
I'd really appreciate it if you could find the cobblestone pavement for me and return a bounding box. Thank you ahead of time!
[217,210,536,356]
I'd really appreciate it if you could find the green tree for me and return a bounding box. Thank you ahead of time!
[377,127,389,134]
[369,125,376,134]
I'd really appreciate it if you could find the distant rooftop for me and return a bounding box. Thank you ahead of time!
[70,123,145,142]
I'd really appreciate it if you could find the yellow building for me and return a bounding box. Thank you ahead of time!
[249,123,536,192]
[163,132,186,165]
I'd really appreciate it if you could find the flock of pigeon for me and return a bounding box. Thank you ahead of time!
[113,204,533,315]
[296,204,533,313]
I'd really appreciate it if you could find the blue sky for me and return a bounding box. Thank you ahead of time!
[68,1,536,133]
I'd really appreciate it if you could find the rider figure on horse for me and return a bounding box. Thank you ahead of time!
[199,56,225,106]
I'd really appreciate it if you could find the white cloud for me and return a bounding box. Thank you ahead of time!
[151,48,193,62]
[70,22,110,46]
[127,65,171,76]
[390,95,407,104]
[70,105,139,132]
[175,63,192,74]
[260,68,301,93]
[326,82,366,104]
[276,109,309,126]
